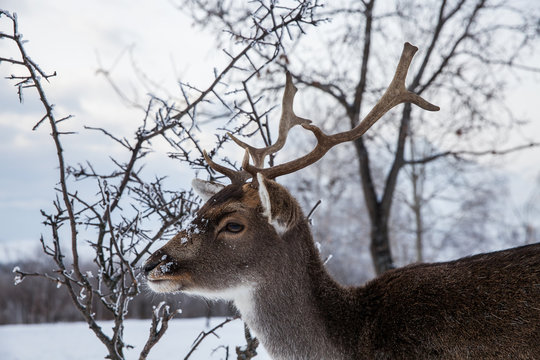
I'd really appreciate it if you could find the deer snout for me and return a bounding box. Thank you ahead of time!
[143,258,159,276]
[143,250,167,277]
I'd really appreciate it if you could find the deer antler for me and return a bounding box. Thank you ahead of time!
[204,72,311,184]
[241,42,439,179]
[204,42,439,184]
[203,150,251,184]
[228,72,312,168]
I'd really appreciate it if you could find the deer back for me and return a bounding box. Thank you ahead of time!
[358,244,540,358]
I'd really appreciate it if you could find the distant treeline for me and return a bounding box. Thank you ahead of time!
[0,258,233,325]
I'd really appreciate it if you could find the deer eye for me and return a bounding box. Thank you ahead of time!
[225,222,244,233]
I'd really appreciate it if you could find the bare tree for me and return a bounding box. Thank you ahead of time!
[1,2,322,359]
[276,0,540,274]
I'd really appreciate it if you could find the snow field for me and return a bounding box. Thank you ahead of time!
[0,318,270,360]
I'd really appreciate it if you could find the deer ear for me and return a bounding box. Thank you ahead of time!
[257,173,294,235]
[192,178,226,202]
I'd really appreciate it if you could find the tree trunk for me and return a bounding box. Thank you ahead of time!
[353,136,395,276]
[370,218,394,275]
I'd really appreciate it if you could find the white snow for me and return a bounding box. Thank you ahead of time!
[12,266,23,285]
[0,318,270,360]
[159,261,174,274]
[13,275,23,286]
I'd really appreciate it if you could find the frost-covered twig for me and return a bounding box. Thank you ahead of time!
[184,317,239,360]
[138,301,181,360]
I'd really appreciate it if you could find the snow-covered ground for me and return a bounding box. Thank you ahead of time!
[0,318,270,360]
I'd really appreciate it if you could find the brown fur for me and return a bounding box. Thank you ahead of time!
[144,178,540,360]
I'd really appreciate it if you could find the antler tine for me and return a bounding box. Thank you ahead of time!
[228,72,312,169]
[244,42,439,180]
[203,150,251,184]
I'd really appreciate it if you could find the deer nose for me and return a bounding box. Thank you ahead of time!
[143,259,160,276]
[143,251,167,276]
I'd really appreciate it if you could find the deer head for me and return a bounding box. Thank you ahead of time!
[143,175,306,298]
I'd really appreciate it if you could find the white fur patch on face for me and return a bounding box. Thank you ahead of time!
[146,279,181,293]
[192,178,225,202]
[270,220,288,235]
[257,173,272,220]
[185,284,254,302]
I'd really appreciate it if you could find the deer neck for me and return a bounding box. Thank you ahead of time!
[231,221,359,360]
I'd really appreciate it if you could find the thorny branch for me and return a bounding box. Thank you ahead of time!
[403,142,540,165]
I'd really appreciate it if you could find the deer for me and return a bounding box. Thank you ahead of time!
[143,43,540,359]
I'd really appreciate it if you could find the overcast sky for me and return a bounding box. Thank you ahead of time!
[1,0,539,260]
[0,0,223,259]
